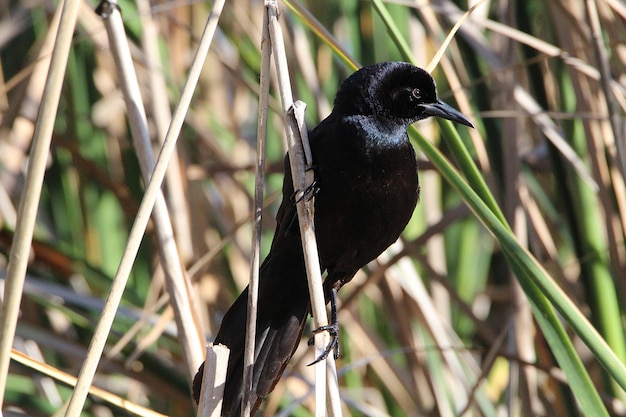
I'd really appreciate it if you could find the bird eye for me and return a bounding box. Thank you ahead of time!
[412,88,422,99]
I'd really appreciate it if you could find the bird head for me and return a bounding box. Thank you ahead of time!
[334,62,473,128]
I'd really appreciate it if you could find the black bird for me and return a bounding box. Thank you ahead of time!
[192,62,473,415]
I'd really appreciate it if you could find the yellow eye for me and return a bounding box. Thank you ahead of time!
[412,88,421,99]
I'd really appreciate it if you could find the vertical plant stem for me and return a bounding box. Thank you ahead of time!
[0,0,81,405]
[240,8,272,417]
[266,1,341,415]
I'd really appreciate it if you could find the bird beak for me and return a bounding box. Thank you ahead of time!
[420,100,474,128]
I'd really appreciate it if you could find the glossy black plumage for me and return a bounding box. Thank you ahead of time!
[192,62,473,415]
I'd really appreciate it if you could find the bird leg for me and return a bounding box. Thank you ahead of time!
[307,288,340,365]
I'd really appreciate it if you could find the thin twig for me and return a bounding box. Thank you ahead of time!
[0,0,81,406]
[63,0,225,414]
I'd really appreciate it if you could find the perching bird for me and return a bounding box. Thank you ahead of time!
[192,62,473,415]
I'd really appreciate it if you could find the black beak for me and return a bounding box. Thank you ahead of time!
[421,100,474,128]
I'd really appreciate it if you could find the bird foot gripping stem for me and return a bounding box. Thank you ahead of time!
[307,288,340,365]
[293,166,319,203]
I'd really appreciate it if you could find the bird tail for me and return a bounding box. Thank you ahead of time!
[192,256,310,416]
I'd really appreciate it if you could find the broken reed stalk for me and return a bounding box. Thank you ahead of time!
[197,344,230,417]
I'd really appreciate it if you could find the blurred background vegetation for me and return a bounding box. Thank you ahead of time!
[1,0,625,416]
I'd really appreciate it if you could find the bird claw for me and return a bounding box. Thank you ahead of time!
[296,180,319,203]
[292,166,319,203]
[306,288,340,365]
[307,322,340,365]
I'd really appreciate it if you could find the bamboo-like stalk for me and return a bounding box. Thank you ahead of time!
[0,0,81,406]
[62,0,225,414]
[266,1,341,415]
